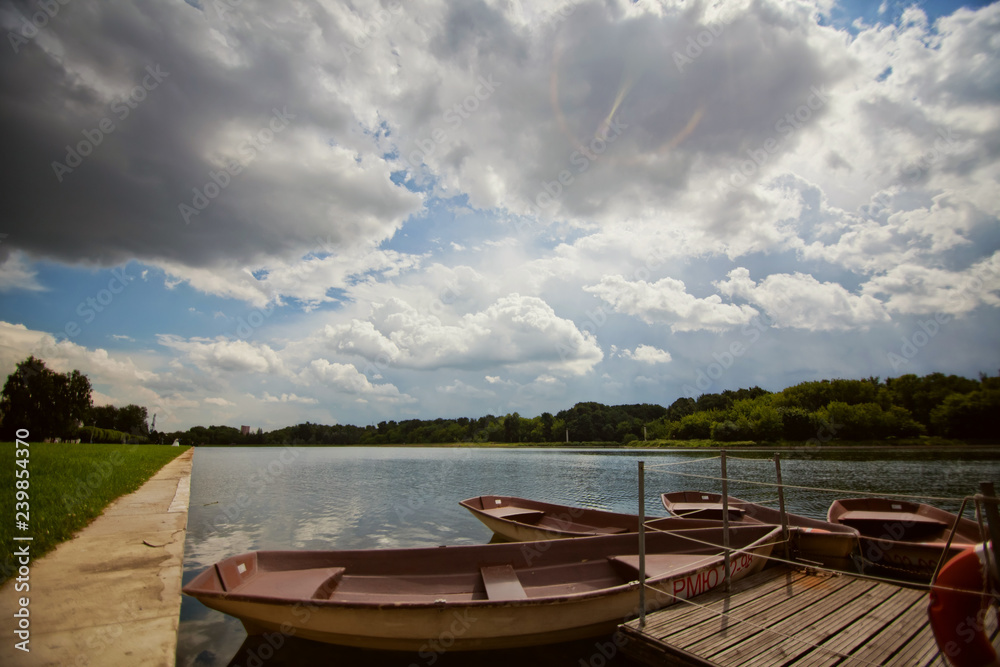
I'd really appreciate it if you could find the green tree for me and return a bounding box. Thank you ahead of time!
[91,404,119,429]
[0,356,93,440]
[116,404,150,436]
[930,389,1000,439]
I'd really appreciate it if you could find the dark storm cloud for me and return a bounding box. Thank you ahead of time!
[0,0,421,268]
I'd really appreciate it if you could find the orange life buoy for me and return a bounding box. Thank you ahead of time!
[928,543,999,667]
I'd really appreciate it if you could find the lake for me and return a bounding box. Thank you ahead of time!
[176,446,1000,667]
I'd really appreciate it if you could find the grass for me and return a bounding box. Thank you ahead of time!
[1,443,190,586]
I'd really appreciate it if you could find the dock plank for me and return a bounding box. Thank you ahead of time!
[641,567,814,634]
[792,585,926,667]
[663,572,842,648]
[619,566,980,667]
[707,578,880,666]
[687,576,860,661]
[744,578,897,667]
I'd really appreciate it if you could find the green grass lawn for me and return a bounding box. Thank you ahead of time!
[0,443,190,586]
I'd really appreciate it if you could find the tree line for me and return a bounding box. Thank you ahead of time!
[160,373,998,446]
[1,355,996,445]
[0,356,151,442]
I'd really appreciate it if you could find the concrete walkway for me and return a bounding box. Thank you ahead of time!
[2,448,194,667]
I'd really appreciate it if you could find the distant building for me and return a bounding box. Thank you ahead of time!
[241,425,251,436]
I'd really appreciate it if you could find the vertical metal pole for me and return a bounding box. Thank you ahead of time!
[979,482,1000,578]
[775,453,790,561]
[721,450,731,591]
[639,460,646,627]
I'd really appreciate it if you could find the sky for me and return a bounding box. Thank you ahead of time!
[0,0,998,432]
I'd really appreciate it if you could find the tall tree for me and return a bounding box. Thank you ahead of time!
[116,404,150,436]
[0,356,92,440]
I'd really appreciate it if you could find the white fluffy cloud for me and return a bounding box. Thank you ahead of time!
[715,268,890,331]
[861,252,1000,315]
[585,275,758,332]
[157,335,285,375]
[299,358,413,403]
[619,344,672,364]
[323,293,603,375]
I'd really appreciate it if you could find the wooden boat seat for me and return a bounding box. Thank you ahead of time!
[608,553,717,580]
[838,510,949,527]
[480,564,528,600]
[234,567,346,600]
[670,503,746,521]
[479,507,547,521]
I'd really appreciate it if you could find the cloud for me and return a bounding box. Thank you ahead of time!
[437,380,496,399]
[618,344,672,364]
[299,358,413,402]
[324,293,603,375]
[157,335,285,374]
[585,275,758,332]
[0,0,998,428]
[715,268,890,330]
[0,252,45,293]
[204,397,236,407]
[257,392,318,405]
[861,252,1000,315]
[0,0,423,271]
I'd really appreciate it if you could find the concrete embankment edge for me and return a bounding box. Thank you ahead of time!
[1,447,194,667]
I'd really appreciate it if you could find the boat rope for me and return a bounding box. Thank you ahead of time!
[637,586,891,667]
[642,520,1000,600]
[644,456,721,469]
[647,469,967,503]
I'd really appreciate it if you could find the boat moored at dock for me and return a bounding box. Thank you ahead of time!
[183,524,780,651]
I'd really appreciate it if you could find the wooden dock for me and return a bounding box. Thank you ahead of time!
[619,566,999,666]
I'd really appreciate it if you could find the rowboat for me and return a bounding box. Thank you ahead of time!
[460,495,723,542]
[183,525,780,650]
[827,497,982,581]
[661,491,861,570]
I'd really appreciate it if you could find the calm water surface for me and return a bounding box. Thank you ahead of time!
[176,446,1000,667]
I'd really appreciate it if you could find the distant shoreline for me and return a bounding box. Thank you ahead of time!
[189,438,1000,450]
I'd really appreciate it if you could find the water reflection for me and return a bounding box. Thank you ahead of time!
[178,446,1000,666]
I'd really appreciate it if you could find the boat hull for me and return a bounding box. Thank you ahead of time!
[185,527,779,650]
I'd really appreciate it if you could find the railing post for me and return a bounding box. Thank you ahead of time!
[979,482,1000,578]
[639,460,646,627]
[775,453,790,561]
[721,450,731,591]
